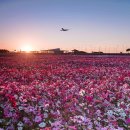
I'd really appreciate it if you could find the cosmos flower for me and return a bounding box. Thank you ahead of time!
[34,115,42,123]
[126,118,130,124]
[0,55,130,129]
[17,121,24,127]
[107,110,114,117]
[18,127,23,130]
[79,89,85,96]
[39,122,46,128]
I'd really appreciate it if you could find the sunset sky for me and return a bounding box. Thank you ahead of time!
[0,0,130,52]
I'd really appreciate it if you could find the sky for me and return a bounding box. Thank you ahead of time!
[0,0,130,53]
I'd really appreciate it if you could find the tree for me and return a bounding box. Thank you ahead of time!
[0,49,9,53]
[126,48,130,53]
[72,49,87,55]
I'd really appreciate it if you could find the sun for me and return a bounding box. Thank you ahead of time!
[21,45,33,53]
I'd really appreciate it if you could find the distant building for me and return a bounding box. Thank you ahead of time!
[30,51,39,53]
[41,48,64,54]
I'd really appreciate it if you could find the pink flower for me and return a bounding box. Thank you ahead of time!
[1,54,130,129]
[86,96,93,103]
[42,127,51,130]
[126,118,130,124]
[68,126,77,130]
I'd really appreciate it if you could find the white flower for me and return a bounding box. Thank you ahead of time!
[120,112,126,118]
[44,112,48,118]
[49,120,52,125]
[18,127,23,130]
[117,108,123,113]
[39,122,46,128]
[117,102,120,107]
[97,117,101,121]
[88,123,93,129]
[79,103,85,107]
[17,121,24,127]
[18,106,23,110]
[107,110,113,117]
[45,103,49,107]
[116,108,126,118]
[79,89,85,96]
[14,94,18,99]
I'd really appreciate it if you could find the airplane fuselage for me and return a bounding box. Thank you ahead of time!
[60,28,69,31]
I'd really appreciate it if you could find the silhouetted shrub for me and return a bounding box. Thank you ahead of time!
[0,49,9,53]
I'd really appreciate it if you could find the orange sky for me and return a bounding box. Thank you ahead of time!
[0,0,130,53]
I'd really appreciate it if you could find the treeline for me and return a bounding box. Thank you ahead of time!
[0,49,9,53]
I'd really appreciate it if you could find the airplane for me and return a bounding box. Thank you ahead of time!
[60,28,69,31]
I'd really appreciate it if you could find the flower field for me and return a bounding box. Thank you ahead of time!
[0,54,130,130]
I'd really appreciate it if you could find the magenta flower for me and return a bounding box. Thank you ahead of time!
[126,118,130,124]
[1,55,130,129]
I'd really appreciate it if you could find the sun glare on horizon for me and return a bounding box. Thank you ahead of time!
[21,45,33,53]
